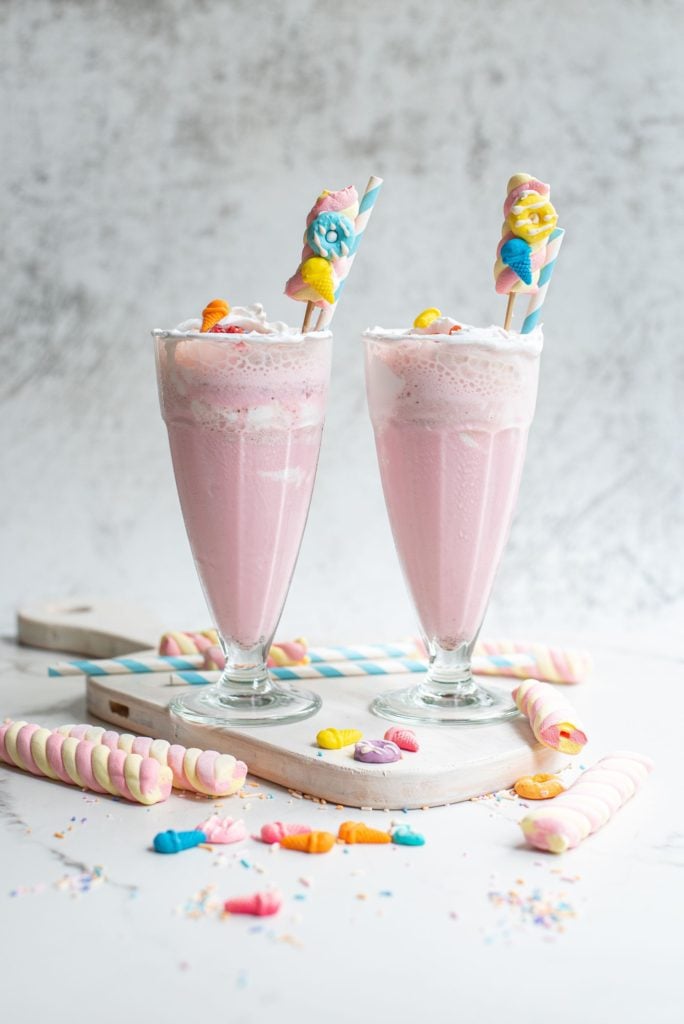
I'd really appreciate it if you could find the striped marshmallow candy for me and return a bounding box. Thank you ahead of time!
[520,751,653,853]
[0,720,172,805]
[56,724,247,798]
[474,639,591,684]
[513,679,587,754]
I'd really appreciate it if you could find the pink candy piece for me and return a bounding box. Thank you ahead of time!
[196,815,247,844]
[260,822,312,844]
[384,727,419,752]
[224,891,282,917]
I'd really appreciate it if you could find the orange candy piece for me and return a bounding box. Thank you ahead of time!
[338,821,391,845]
[279,830,336,853]
[200,299,230,332]
[514,773,565,800]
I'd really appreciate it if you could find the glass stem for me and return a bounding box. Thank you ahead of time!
[424,638,478,696]
[217,639,271,695]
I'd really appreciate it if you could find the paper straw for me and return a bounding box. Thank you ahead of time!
[170,654,532,686]
[520,227,565,334]
[316,175,383,329]
[48,655,207,678]
[47,648,533,679]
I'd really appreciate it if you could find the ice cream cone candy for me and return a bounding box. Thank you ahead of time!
[338,821,391,845]
[316,727,363,750]
[260,822,312,844]
[224,891,282,916]
[200,299,230,332]
[279,831,336,853]
[384,726,419,752]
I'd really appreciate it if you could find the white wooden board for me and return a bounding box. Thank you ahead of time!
[86,671,564,809]
[17,599,163,657]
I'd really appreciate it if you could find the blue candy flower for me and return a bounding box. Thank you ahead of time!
[306,212,356,260]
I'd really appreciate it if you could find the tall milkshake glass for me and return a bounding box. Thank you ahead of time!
[154,315,331,726]
[364,323,542,724]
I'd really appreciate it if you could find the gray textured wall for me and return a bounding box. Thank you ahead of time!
[2,0,682,644]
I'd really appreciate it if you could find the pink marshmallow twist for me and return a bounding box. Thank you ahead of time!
[202,637,310,672]
[520,751,653,853]
[55,723,247,798]
[513,679,588,754]
[0,720,172,805]
[474,639,592,684]
[159,630,218,657]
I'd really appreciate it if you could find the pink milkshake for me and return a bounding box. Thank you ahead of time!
[154,304,331,726]
[364,316,542,724]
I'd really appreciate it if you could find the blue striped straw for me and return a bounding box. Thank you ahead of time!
[170,653,531,686]
[521,227,565,334]
[48,654,205,677]
[317,175,383,326]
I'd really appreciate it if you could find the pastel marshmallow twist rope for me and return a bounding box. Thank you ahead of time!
[55,724,247,797]
[474,640,592,684]
[0,720,172,805]
[520,752,653,853]
[513,679,587,754]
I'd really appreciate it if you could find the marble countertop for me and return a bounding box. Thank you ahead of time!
[0,636,681,1024]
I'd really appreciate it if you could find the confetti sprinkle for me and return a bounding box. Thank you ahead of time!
[55,866,105,897]
[9,883,47,898]
[486,884,577,941]
[177,885,219,920]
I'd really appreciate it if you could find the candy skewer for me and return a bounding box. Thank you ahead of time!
[503,293,516,330]
[315,175,383,330]
[301,301,316,333]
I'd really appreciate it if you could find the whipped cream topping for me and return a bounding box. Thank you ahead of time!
[364,317,543,354]
[154,304,331,341]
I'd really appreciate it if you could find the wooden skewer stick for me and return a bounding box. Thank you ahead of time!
[504,293,516,331]
[301,301,316,333]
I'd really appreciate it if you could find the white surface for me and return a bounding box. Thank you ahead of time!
[1,636,681,1024]
[1,0,683,642]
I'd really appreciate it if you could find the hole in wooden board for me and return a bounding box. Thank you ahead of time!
[109,701,130,718]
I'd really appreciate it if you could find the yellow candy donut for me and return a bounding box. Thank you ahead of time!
[514,773,565,800]
[507,193,558,246]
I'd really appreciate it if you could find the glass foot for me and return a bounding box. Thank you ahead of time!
[370,678,519,726]
[170,681,321,728]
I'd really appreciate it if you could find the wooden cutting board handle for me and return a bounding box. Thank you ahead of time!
[17,599,165,658]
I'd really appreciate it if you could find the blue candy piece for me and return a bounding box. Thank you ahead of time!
[391,825,425,847]
[153,829,207,854]
[500,237,533,285]
[306,212,356,261]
